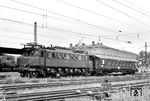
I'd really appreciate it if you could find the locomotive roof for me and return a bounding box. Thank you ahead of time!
[73,43,138,56]
[39,48,88,55]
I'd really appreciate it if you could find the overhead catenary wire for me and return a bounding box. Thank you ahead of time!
[0,26,70,42]
[112,0,150,18]
[56,0,142,30]
[1,16,148,47]
[11,0,147,33]
[123,0,150,16]
[0,17,114,39]
[57,0,150,40]
[0,1,148,46]
[96,0,150,28]
[0,4,118,34]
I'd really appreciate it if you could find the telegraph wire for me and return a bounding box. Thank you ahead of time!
[0,17,146,45]
[0,4,118,34]
[96,0,150,28]
[0,17,143,45]
[123,0,150,16]
[0,4,73,24]
[0,17,148,45]
[11,0,79,21]
[0,17,114,39]
[0,34,32,41]
[0,26,67,41]
[0,4,42,16]
[0,40,21,44]
[112,0,150,18]
[56,0,138,28]
[2,0,150,46]
[11,0,146,33]
[57,0,150,39]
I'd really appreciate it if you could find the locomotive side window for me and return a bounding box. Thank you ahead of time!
[51,53,55,58]
[41,51,44,57]
[61,53,65,59]
[57,53,61,59]
[47,52,52,58]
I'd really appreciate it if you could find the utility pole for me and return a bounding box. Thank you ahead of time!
[145,42,147,67]
[99,36,101,42]
[34,22,37,46]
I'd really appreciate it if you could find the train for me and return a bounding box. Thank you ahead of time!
[0,55,17,72]
[17,42,138,78]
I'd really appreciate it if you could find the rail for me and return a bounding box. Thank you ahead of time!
[2,80,150,101]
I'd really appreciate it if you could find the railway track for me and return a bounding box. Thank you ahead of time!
[0,75,149,92]
[3,80,150,101]
[0,73,150,91]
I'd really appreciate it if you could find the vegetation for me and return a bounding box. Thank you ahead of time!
[138,51,150,66]
[0,55,16,71]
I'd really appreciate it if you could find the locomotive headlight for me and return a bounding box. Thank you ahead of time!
[76,90,81,94]
[87,91,93,95]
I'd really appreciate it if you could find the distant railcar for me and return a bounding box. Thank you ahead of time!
[0,55,16,72]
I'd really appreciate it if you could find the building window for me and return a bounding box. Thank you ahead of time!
[102,59,105,64]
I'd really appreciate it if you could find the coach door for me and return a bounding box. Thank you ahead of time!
[40,50,46,68]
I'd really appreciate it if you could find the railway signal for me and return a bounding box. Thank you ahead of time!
[130,86,142,97]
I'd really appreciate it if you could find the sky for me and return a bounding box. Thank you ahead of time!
[1,0,150,54]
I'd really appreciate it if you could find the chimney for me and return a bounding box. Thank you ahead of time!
[70,43,73,48]
[92,41,95,45]
[82,43,85,46]
[34,22,37,45]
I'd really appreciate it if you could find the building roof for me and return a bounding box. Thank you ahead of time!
[73,43,138,56]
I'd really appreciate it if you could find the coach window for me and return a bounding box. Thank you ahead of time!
[113,60,116,66]
[102,59,105,64]
[108,60,110,65]
[78,55,82,60]
[127,62,130,67]
[123,62,125,66]
[66,54,69,59]
[85,56,88,61]
[116,61,118,66]
[119,61,122,66]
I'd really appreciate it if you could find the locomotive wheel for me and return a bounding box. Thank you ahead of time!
[20,72,25,77]
[30,71,38,78]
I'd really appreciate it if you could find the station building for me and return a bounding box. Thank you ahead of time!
[71,41,138,62]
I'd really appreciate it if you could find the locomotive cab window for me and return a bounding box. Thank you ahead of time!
[41,51,44,57]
